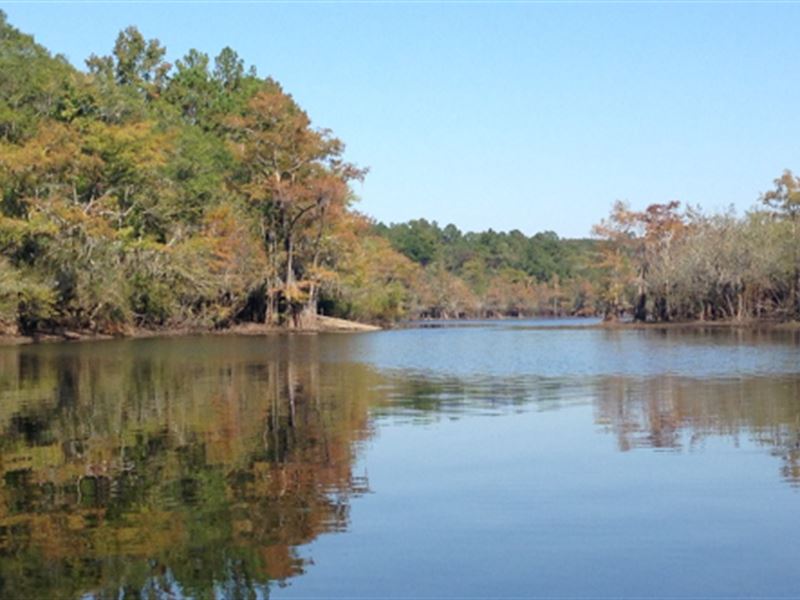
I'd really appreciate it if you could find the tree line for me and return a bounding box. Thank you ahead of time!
[373,220,600,319]
[0,12,796,335]
[591,172,800,322]
[0,14,378,333]
[0,13,599,334]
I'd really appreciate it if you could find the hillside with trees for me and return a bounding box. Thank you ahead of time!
[0,12,797,337]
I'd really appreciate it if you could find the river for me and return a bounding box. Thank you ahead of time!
[1,320,798,598]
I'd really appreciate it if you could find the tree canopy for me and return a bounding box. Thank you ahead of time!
[0,12,797,334]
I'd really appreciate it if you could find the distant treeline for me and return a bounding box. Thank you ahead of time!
[371,179,800,324]
[372,220,600,319]
[0,12,797,336]
[591,185,800,322]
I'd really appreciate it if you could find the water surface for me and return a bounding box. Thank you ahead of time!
[1,321,798,598]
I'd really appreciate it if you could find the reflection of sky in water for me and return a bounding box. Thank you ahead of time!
[321,319,800,378]
[279,401,800,599]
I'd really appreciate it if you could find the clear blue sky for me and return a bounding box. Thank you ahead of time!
[4,1,800,238]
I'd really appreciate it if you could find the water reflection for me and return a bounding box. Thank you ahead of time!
[325,323,800,377]
[593,375,800,483]
[0,338,376,599]
[377,371,800,486]
[0,332,799,598]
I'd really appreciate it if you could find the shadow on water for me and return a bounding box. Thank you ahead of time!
[0,328,799,597]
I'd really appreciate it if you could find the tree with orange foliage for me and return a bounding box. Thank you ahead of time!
[593,200,684,321]
[225,82,365,326]
[591,201,638,320]
[761,170,800,317]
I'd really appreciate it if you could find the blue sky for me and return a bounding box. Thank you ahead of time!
[4,1,800,237]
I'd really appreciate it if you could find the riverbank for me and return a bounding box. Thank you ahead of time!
[0,315,381,346]
[224,316,381,334]
[399,315,800,332]
[5,315,798,346]
[595,318,800,331]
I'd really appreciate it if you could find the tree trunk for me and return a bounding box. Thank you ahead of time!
[634,264,648,321]
[264,221,280,325]
[634,291,647,322]
[294,303,318,330]
[655,295,668,322]
[794,264,800,319]
[285,232,294,289]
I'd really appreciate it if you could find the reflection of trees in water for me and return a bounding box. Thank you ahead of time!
[2,338,800,597]
[373,368,800,488]
[593,376,800,484]
[0,339,379,599]
[374,374,593,422]
[370,369,800,488]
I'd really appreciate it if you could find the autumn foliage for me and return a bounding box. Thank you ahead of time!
[1,12,797,334]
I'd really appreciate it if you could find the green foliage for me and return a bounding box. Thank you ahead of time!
[0,11,78,141]
[0,12,796,333]
[321,220,417,322]
[379,219,442,266]
[4,13,603,332]
[87,25,168,100]
[375,219,599,318]
[379,220,584,282]
[0,258,55,333]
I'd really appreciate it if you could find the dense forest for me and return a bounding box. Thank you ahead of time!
[0,13,599,335]
[374,220,600,318]
[0,13,798,336]
[591,186,800,322]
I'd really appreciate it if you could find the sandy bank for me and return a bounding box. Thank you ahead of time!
[0,315,380,346]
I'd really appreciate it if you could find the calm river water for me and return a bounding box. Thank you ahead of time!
[1,320,799,598]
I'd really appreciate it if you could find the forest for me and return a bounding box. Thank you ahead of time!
[1,12,798,336]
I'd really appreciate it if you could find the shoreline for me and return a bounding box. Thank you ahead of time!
[400,315,800,332]
[3,315,798,347]
[593,318,800,331]
[0,315,381,346]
